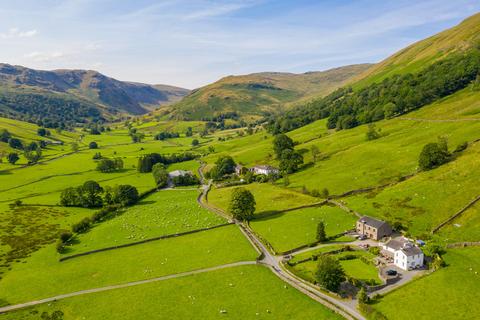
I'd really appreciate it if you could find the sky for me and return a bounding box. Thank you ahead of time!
[0,0,479,89]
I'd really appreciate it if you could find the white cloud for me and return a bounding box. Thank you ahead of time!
[183,2,253,20]
[0,27,37,39]
[24,51,65,62]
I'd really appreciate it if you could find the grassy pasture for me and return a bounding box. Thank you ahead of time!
[372,247,480,320]
[208,183,318,215]
[289,248,381,285]
[250,206,356,253]
[1,265,343,320]
[345,142,480,238]
[65,190,225,255]
[0,225,256,305]
[437,202,480,243]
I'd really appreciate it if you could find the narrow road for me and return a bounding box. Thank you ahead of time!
[195,164,365,320]
[0,261,256,314]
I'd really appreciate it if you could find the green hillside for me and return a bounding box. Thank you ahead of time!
[0,64,190,127]
[270,13,480,133]
[163,64,372,121]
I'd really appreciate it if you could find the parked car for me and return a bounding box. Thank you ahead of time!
[358,235,367,240]
[386,269,397,276]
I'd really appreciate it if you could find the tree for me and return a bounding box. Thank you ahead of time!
[310,145,320,163]
[215,156,236,176]
[273,134,294,158]
[191,139,199,146]
[89,141,98,149]
[24,148,42,164]
[418,142,450,171]
[8,138,23,150]
[316,255,345,292]
[357,287,369,304]
[7,152,19,164]
[316,221,327,242]
[279,149,304,174]
[37,128,50,137]
[366,124,381,141]
[186,127,193,137]
[92,152,102,160]
[172,173,200,186]
[0,129,11,142]
[229,187,256,221]
[112,184,139,206]
[321,188,330,198]
[152,163,169,188]
[81,180,104,208]
[71,142,79,152]
[131,132,145,143]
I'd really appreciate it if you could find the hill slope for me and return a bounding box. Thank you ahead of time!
[0,64,189,126]
[163,64,372,121]
[353,12,480,88]
[270,12,480,133]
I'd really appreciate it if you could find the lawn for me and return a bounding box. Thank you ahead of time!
[1,265,344,320]
[372,247,480,320]
[65,189,225,255]
[289,248,381,285]
[250,205,356,253]
[0,225,257,305]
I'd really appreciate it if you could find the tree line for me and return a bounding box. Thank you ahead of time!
[137,152,198,173]
[268,48,480,133]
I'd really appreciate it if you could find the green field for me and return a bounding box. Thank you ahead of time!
[65,190,225,255]
[250,206,356,253]
[1,265,343,320]
[208,183,318,215]
[0,225,256,305]
[372,247,480,320]
[289,248,381,285]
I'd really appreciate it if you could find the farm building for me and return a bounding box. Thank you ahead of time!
[356,216,392,240]
[250,165,279,176]
[382,238,424,270]
[168,170,191,178]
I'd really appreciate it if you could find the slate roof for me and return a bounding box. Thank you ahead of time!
[401,246,423,256]
[358,216,388,229]
[385,238,408,250]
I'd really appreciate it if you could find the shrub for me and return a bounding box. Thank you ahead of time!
[89,141,98,149]
[72,217,92,233]
[56,240,65,253]
[59,231,73,243]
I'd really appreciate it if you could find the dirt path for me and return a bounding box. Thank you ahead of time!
[0,261,256,314]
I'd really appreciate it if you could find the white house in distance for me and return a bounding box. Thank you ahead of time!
[382,237,424,271]
[168,170,191,178]
[250,165,279,176]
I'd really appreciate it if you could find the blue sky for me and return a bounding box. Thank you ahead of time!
[0,0,478,88]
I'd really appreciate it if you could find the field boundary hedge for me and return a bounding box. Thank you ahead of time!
[59,222,233,262]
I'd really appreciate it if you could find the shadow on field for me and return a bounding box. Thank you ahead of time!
[254,210,285,221]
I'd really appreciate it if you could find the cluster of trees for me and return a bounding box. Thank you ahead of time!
[154,131,180,140]
[172,173,200,186]
[268,48,480,133]
[0,91,103,129]
[96,157,124,173]
[0,129,43,164]
[273,134,304,174]
[206,156,236,180]
[137,152,198,173]
[60,181,139,208]
[129,128,145,143]
[228,187,256,221]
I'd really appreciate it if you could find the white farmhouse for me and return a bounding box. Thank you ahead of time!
[250,165,279,176]
[382,238,424,271]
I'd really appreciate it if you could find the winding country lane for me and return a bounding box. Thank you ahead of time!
[196,161,365,320]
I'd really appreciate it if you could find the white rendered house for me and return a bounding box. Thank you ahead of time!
[382,238,424,271]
